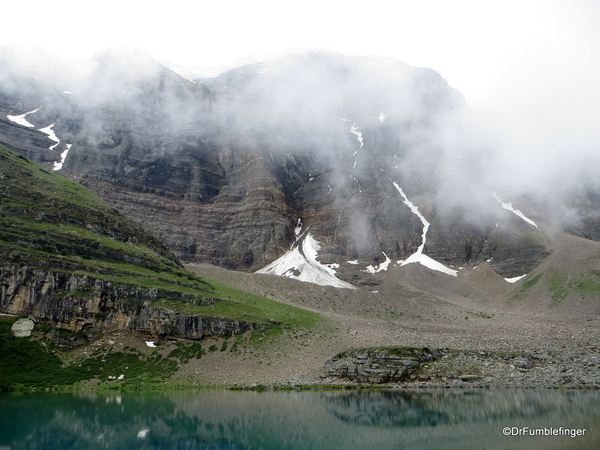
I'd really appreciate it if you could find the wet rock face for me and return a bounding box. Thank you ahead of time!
[0,51,571,280]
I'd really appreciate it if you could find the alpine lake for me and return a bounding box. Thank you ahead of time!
[1,388,598,449]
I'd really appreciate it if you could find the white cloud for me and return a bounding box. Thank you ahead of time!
[3,0,599,172]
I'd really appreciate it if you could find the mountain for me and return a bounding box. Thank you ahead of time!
[1,50,599,391]
[0,50,598,290]
[0,144,318,345]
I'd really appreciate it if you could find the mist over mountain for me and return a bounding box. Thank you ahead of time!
[1,48,598,288]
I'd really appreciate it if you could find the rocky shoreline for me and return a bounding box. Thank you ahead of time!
[227,347,599,391]
[315,347,600,390]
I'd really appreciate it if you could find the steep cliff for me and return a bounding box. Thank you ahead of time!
[5,50,598,287]
[0,145,317,343]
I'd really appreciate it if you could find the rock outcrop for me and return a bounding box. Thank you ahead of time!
[323,347,436,383]
[0,144,272,345]
[1,264,266,344]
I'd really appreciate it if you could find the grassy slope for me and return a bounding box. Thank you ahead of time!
[0,144,319,325]
[0,145,322,390]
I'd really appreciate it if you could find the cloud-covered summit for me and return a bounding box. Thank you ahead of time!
[0,49,597,287]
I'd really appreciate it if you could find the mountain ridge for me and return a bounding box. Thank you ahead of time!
[0,145,319,346]
[0,50,598,288]
[0,51,599,390]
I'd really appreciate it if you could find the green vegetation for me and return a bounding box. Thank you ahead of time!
[510,273,541,301]
[545,270,600,305]
[548,271,569,303]
[154,277,321,327]
[522,274,541,289]
[0,148,111,212]
[0,144,322,329]
[168,342,205,364]
[0,146,324,392]
[0,144,191,288]
[0,318,177,392]
[571,270,600,295]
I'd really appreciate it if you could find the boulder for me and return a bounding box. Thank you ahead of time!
[513,357,533,369]
[11,317,35,337]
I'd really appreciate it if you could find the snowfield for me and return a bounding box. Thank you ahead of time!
[392,180,458,277]
[39,123,60,150]
[7,109,38,127]
[257,232,356,289]
[53,144,72,171]
[492,192,539,229]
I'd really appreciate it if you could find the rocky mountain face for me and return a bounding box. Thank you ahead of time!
[1,264,265,346]
[0,144,269,343]
[1,50,597,287]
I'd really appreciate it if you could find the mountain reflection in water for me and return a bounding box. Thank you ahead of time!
[0,389,598,449]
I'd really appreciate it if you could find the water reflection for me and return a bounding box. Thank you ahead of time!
[0,389,598,449]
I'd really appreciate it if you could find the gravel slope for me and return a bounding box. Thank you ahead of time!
[181,228,600,388]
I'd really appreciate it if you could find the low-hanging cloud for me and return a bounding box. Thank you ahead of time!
[1,46,597,239]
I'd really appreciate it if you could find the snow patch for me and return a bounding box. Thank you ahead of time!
[350,123,364,148]
[491,193,539,229]
[505,274,527,283]
[347,260,359,265]
[407,254,459,277]
[53,144,71,171]
[39,123,60,150]
[7,108,38,127]
[257,232,356,289]
[364,252,392,274]
[294,218,303,236]
[391,180,458,277]
[145,341,156,348]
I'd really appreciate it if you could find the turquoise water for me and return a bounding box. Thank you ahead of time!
[0,389,598,449]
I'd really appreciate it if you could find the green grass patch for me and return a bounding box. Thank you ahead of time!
[0,317,178,391]
[150,277,322,328]
[510,273,542,301]
[522,274,541,289]
[0,215,181,271]
[167,342,205,364]
[200,277,322,328]
[571,270,600,295]
[548,272,569,303]
[0,146,112,212]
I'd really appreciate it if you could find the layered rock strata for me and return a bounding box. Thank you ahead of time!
[323,347,436,384]
[4,51,593,283]
[0,265,266,344]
